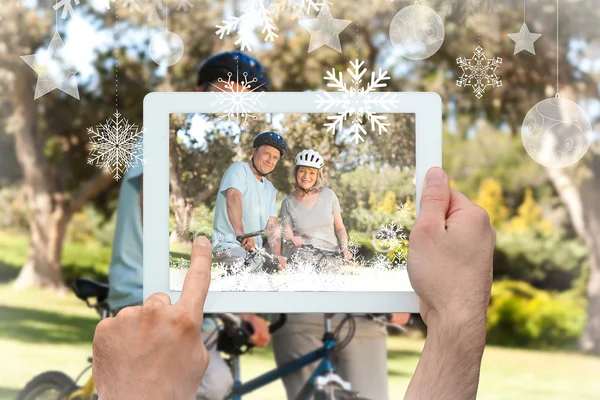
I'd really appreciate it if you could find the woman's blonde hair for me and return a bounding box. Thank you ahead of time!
[292,165,325,193]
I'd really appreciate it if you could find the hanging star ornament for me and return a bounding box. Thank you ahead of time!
[508,22,542,55]
[299,5,351,53]
[20,31,80,100]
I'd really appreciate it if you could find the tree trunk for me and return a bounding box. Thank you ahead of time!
[11,70,67,290]
[13,196,71,291]
[546,151,600,355]
[579,153,600,355]
[10,70,115,291]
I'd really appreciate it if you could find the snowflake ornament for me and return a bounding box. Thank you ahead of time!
[456,46,502,99]
[316,59,397,144]
[397,202,414,218]
[87,111,145,181]
[209,68,266,126]
[53,0,80,19]
[123,0,142,12]
[373,222,406,253]
[270,0,327,20]
[216,0,278,52]
[176,0,193,12]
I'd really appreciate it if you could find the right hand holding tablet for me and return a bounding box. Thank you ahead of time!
[408,167,495,328]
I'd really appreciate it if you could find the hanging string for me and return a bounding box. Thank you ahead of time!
[55,0,58,32]
[556,0,559,96]
[524,0,526,22]
[165,0,169,32]
[115,0,119,109]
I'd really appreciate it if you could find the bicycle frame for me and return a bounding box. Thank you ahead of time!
[225,336,337,400]
[67,376,95,400]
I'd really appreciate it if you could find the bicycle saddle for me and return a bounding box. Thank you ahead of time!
[72,278,109,303]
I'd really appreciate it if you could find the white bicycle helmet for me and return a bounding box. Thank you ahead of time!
[295,149,324,169]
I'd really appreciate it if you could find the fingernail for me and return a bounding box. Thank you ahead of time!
[426,167,445,186]
[193,236,211,247]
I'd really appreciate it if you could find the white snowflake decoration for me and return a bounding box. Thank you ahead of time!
[397,202,414,218]
[176,0,193,12]
[209,68,266,126]
[53,0,80,19]
[373,222,406,253]
[87,111,145,181]
[316,59,398,144]
[123,0,142,12]
[456,46,502,99]
[270,0,327,20]
[216,0,278,52]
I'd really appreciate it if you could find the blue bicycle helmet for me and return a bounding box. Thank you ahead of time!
[253,131,287,157]
[197,51,271,91]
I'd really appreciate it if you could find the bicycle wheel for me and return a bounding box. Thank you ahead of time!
[16,371,78,400]
[314,387,370,400]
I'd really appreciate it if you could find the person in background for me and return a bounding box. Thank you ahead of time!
[274,149,407,400]
[106,51,273,400]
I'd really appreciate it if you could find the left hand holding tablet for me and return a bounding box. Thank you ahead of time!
[92,237,212,400]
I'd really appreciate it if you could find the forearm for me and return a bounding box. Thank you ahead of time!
[405,315,486,400]
[335,226,349,250]
[226,196,244,236]
[267,218,282,256]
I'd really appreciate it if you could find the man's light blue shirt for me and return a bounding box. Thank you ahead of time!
[107,164,144,311]
[212,162,277,253]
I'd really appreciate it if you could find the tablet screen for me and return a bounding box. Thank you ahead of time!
[168,112,415,292]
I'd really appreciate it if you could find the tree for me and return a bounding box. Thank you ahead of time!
[474,178,510,228]
[0,5,149,289]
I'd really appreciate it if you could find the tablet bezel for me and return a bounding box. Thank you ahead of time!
[143,92,441,313]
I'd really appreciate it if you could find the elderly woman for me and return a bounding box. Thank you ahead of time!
[279,149,352,271]
[273,149,390,400]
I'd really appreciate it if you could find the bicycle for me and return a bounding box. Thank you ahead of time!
[16,278,108,400]
[215,312,404,400]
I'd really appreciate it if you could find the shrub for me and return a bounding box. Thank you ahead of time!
[486,280,586,349]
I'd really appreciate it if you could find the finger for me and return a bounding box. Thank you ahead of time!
[417,167,450,230]
[446,188,474,220]
[178,237,212,321]
[144,292,172,307]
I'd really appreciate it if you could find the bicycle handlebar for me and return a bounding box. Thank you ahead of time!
[218,312,287,334]
[283,238,343,258]
[236,230,266,242]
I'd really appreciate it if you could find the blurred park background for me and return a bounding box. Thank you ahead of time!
[1,0,600,398]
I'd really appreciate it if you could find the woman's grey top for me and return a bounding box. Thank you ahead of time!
[280,188,342,251]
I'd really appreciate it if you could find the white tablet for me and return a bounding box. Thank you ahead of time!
[143,92,441,313]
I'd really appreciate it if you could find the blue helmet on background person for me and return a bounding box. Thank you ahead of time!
[197,51,271,92]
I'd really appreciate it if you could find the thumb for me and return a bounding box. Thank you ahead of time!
[418,167,450,229]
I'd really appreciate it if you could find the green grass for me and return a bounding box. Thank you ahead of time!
[1,283,600,400]
[1,232,600,399]
[0,230,111,285]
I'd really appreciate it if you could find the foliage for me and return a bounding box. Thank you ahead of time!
[0,187,28,232]
[474,178,510,228]
[0,231,110,284]
[494,230,588,290]
[505,188,552,236]
[487,280,587,349]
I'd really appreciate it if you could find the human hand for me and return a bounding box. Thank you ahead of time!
[238,314,271,348]
[291,236,304,247]
[92,237,212,400]
[390,313,411,326]
[342,249,352,260]
[408,167,495,329]
[240,237,256,252]
[277,255,287,269]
